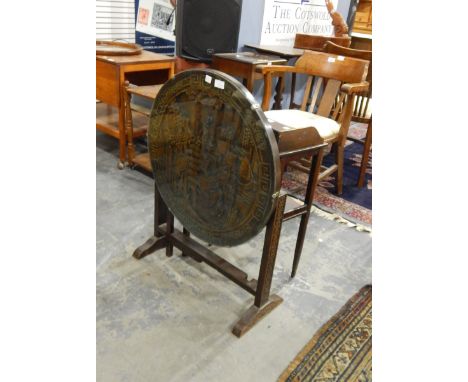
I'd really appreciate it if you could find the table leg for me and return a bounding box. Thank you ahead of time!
[232,194,286,337]
[246,71,255,94]
[118,83,127,169]
[273,74,285,110]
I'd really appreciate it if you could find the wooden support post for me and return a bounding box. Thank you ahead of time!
[166,211,174,257]
[133,183,168,259]
[181,228,189,257]
[232,194,287,337]
[134,184,288,338]
[154,184,167,237]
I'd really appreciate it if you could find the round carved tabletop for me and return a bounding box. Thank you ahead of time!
[148,69,281,247]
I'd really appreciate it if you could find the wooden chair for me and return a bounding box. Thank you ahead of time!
[261,50,369,195]
[323,41,372,187]
[293,33,351,52]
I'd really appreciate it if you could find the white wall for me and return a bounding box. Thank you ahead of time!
[236,0,351,105]
[96,0,136,43]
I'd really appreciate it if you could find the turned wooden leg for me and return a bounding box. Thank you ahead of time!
[273,74,285,110]
[358,119,372,188]
[117,86,127,170]
[124,81,135,167]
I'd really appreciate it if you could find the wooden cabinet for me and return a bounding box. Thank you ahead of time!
[352,0,372,35]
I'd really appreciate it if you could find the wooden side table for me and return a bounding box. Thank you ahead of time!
[211,52,287,93]
[243,44,304,60]
[96,50,175,168]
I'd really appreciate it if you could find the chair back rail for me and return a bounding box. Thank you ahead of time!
[323,41,372,82]
[323,41,372,121]
[294,34,351,51]
[294,50,369,83]
[286,51,369,134]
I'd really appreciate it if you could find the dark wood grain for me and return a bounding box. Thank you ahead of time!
[148,69,281,247]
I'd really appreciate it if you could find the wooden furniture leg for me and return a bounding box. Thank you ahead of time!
[124,81,135,167]
[232,194,287,337]
[290,150,324,278]
[273,73,285,110]
[181,228,202,262]
[245,72,255,93]
[134,189,289,337]
[335,143,345,195]
[358,118,372,188]
[181,228,189,257]
[133,184,167,259]
[117,79,127,170]
[166,211,174,257]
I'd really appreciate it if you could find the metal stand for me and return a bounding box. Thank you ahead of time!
[133,185,287,338]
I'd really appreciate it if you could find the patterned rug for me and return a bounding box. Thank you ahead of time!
[281,123,372,228]
[278,285,372,382]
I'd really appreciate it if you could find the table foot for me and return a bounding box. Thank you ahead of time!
[232,294,283,338]
[133,235,167,259]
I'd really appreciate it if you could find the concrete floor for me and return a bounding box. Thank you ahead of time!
[96,133,372,382]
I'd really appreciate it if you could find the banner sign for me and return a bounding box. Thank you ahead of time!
[260,0,338,46]
[135,0,175,54]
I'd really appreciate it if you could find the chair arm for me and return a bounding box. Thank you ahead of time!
[261,65,304,110]
[340,81,369,95]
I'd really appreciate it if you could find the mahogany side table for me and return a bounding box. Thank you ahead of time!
[211,52,286,93]
[96,50,175,168]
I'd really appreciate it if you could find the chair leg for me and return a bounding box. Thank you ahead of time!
[290,148,324,278]
[358,119,372,188]
[335,143,344,195]
[291,214,309,278]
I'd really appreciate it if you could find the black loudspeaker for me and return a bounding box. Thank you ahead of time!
[175,0,243,62]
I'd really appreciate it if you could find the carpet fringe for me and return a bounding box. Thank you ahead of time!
[311,206,372,233]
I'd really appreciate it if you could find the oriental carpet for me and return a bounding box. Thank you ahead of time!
[281,123,372,228]
[278,285,372,382]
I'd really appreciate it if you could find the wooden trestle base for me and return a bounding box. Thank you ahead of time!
[133,185,287,338]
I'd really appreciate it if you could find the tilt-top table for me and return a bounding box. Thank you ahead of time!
[132,69,326,337]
